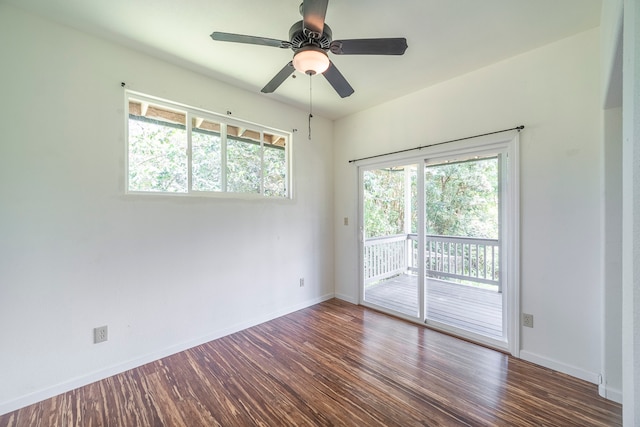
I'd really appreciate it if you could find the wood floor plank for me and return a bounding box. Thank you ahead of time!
[0,299,621,426]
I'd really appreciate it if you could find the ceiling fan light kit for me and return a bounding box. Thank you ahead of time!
[293,46,330,75]
[210,0,407,98]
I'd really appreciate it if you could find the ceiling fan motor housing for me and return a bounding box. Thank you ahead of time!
[289,21,332,52]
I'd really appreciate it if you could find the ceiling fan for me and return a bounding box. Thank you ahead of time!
[210,0,408,98]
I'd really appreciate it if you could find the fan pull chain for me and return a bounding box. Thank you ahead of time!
[308,72,313,140]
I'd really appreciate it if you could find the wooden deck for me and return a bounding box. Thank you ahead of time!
[365,274,503,340]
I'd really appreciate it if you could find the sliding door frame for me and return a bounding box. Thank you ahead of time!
[358,131,520,357]
[358,160,423,322]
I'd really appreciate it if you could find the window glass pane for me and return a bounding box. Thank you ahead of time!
[227,126,261,194]
[192,118,221,192]
[425,157,498,238]
[128,101,187,193]
[363,167,409,238]
[263,132,287,197]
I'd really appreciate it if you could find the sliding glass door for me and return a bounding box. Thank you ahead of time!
[359,134,519,353]
[424,156,505,345]
[361,164,420,319]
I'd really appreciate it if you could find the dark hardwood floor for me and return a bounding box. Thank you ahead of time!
[0,299,622,426]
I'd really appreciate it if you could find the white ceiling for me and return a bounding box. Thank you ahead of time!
[6,0,602,120]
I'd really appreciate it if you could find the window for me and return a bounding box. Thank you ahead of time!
[126,92,290,198]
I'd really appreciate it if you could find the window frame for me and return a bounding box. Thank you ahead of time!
[125,90,292,199]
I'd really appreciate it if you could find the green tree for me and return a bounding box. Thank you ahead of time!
[263,146,287,197]
[226,138,262,194]
[425,159,498,238]
[363,158,498,239]
[128,118,188,192]
[192,129,222,192]
[363,167,416,238]
[128,117,287,196]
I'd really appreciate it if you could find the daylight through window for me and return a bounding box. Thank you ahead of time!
[126,92,290,198]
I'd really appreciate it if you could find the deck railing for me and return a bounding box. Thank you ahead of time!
[364,234,500,291]
[424,234,500,291]
[363,234,407,283]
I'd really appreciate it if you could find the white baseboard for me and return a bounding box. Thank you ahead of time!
[0,293,334,416]
[599,383,623,403]
[334,292,358,304]
[521,350,622,404]
[519,350,600,384]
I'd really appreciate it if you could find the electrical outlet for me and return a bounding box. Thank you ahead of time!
[299,278,305,287]
[94,325,108,343]
[522,313,534,328]
[344,217,349,226]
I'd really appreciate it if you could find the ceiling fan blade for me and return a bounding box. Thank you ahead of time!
[323,61,354,98]
[302,0,329,38]
[211,32,290,49]
[330,38,408,55]
[261,61,295,93]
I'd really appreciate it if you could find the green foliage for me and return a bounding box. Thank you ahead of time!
[128,118,188,192]
[128,117,287,196]
[263,146,287,197]
[363,167,416,238]
[425,159,498,238]
[192,130,221,192]
[363,158,498,239]
[227,138,261,194]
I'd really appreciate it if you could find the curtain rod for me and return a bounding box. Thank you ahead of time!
[348,125,524,164]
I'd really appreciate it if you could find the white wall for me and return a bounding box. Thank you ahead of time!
[600,0,624,404]
[334,29,604,382]
[622,0,640,423]
[603,106,623,402]
[601,0,623,109]
[0,4,334,414]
